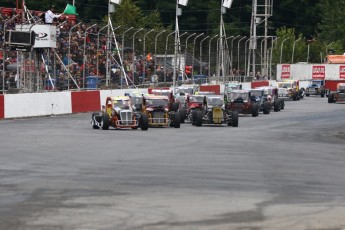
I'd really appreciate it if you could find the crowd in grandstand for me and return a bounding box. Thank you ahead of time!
[1,6,174,91]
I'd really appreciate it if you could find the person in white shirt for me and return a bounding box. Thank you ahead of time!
[45,5,61,24]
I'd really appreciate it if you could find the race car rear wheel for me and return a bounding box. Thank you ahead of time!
[196,110,203,127]
[262,102,269,114]
[228,111,238,127]
[179,108,186,123]
[273,100,280,112]
[140,113,149,130]
[280,99,285,110]
[91,113,100,129]
[191,110,196,125]
[101,113,110,130]
[328,94,335,103]
[251,103,259,117]
[174,112,181,128]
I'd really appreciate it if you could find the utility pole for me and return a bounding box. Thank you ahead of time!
[248,0,273,79]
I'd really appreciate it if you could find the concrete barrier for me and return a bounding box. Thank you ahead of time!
[4,92,72,119]
[0,95,4,119]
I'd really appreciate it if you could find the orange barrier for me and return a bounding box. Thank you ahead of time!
[251,81,269,89]
[199,85,220,95]
[325,80,345,91]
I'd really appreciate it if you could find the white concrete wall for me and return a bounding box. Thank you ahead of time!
[277,63,344,81]
[241,82,252,90]
[5,92,72,118]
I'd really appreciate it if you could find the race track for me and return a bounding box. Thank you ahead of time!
[0,96,345,230]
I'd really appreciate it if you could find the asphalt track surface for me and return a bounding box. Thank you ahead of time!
[0,96,345,230]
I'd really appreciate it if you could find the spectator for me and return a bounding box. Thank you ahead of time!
[45,5,61,24]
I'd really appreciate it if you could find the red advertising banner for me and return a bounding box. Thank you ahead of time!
[281,64,290,79]
[312,66,325,79]
[340,66,345,79]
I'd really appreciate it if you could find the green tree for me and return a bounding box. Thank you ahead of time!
[272,0,321,38]
[317,0,345,52]
[113,0,143,27]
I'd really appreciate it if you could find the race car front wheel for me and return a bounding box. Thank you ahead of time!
[101,113,110,130]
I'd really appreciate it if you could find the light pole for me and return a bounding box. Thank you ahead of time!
[260,37,269,76]
[172,0,188,90]
[142,29,155,84]
[280,37,290,63]
[291,37,301,64]
[199,36,209,75]
[2,14,19,94]
[105,24,121,86]
[237,36,246,71]
[269,37,280,79]
[154,29,166,75]
[184,33,196,75]
[120,27,134,86]
[191,33,204,81]
[216,35,225,81]
[67,22,82,90]
[244,37,251,76]
[121,27,133,62]
[96,24,108,77]
[83,23,97,89]
[208,34,218,80]
[176,32,187,81]
[131,28,143,82]
[225,36,234,77]
[132,28,143,58]
[230,35,240,72]
[164,31,176,83]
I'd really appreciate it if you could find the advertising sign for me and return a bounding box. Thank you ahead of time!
[16,24,56,48]
[340,66,345,79]
[281,64,290,79]
[312,66,325,79]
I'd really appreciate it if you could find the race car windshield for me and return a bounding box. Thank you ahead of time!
[177,88,193,94]
[230,92,249,101]
[251,90,263,97]
[146,99,168,107]
[278,83,292,88]
[189,96,204,103]
[226,85,241,92]
[196,91,215,95]
[207,97,223,106]
[113,100,131,109]
[175,96,186,103]
[131,97,142,105]
[152,90,170,96]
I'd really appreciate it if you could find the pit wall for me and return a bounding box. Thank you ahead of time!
[1,89,149,119]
